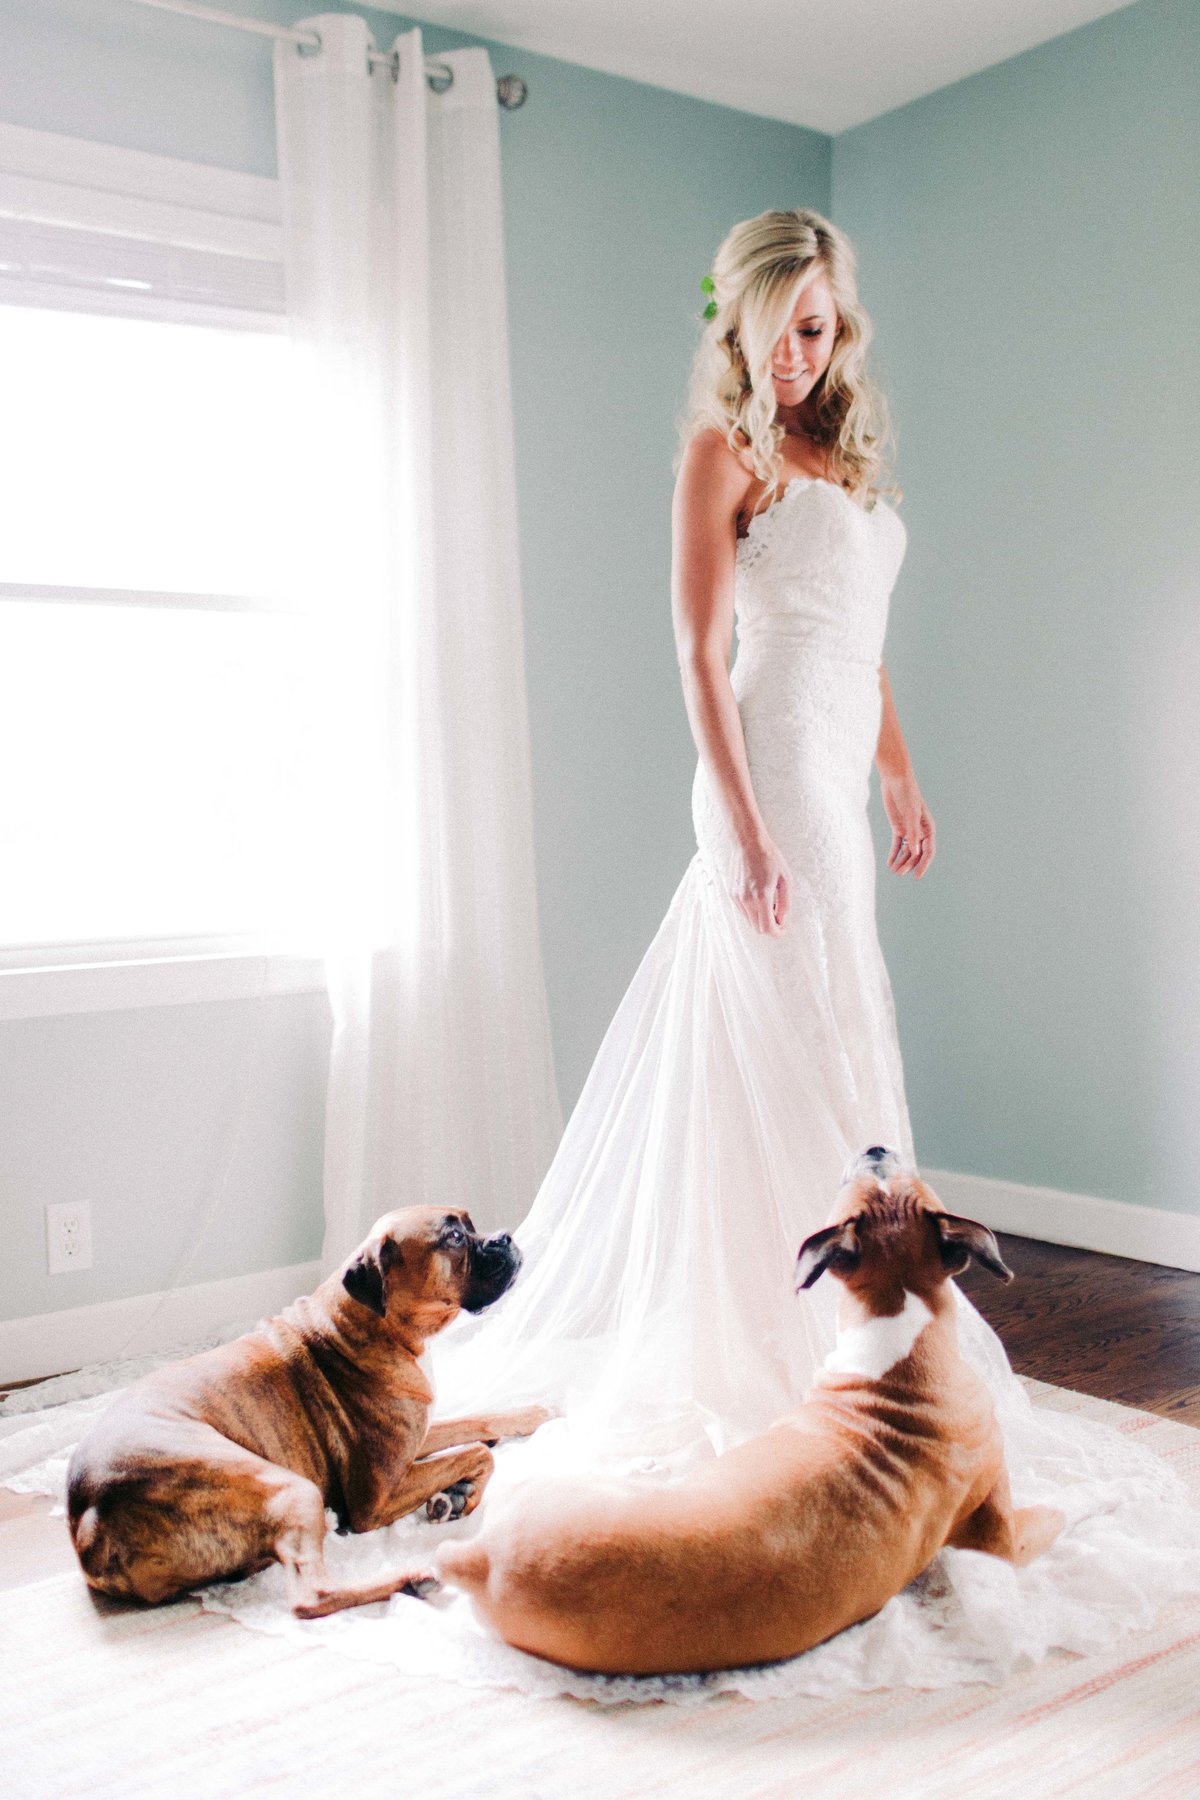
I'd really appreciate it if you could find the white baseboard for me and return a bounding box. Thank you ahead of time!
[923,1167,1200,1274]
[0,1259,322,1388]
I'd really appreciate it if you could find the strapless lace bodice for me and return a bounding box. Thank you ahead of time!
[734,475,907,665]
[692,473,909,904]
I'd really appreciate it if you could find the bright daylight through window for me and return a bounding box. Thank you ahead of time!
[0,302,324,950]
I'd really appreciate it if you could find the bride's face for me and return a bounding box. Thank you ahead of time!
[769,272,840,405]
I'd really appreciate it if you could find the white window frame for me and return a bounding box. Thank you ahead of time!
[0,123,324,1020]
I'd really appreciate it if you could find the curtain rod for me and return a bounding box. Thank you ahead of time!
[125,0,529,107]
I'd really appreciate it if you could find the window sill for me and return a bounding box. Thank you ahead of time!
[0,943,328,1020]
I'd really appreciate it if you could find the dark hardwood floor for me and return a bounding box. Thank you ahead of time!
[959,1233,1200,1426]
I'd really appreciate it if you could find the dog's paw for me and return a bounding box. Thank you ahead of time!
[426,1480,475,1523]
[400,1571,442,1600]
[505,1403,560,1438]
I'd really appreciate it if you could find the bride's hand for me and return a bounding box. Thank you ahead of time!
[881,769,936,878]
[731,832,791,936]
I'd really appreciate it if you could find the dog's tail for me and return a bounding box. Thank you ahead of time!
[290,1569,442,1619]
[434,1537,490,1596]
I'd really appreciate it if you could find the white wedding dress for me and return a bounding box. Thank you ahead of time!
[431,473,917,1451]
[4,475,1198,1702]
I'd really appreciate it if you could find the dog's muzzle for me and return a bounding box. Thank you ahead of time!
[460,1232,523,1313]
[840,1144,906,1187]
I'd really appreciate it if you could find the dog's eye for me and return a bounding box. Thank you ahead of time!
[444,1225,465,1248]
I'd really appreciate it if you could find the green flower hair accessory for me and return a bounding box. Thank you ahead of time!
[700,274,718,321]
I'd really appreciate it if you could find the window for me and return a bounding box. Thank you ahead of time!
[0,125,327,1003]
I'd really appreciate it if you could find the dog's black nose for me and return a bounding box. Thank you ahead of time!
[840,1144,905,1188]
[462,1230,521,1313]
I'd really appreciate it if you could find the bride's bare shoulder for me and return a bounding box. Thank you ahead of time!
[676,427,753,517]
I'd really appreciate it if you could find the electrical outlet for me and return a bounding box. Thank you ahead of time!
[46,1201,93,1275]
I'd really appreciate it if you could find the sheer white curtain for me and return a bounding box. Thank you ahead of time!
[273,14,561,1265]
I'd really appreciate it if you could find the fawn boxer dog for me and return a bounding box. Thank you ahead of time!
[428,1148,1065,1674]
[67,1208,551,1618]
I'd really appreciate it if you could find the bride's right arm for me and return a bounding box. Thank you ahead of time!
[671,430,791,937]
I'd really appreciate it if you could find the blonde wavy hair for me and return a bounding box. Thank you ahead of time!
[676,208,898,508]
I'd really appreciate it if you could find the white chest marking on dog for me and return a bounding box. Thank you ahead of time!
[824,1290,933,1381]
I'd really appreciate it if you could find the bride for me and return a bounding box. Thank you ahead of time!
[433,205,952,1454]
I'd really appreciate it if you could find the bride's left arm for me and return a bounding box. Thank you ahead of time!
[876,662,936,878]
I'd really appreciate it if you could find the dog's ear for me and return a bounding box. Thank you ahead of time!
[933,1212,1013,1282]
[342,1237,402,1317]
[796,1217,862,1290]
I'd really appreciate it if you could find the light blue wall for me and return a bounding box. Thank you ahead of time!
[0,997,329,1321]
[834,0,1200,1211]
[0,1,828,1323]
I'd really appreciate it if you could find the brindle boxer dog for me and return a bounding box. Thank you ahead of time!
[66,1208,551,1618]
[425,1149,1065,1675]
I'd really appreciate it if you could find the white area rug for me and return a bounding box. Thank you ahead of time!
[1,1386,1198,1800]
[4,1339,1200,1710]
